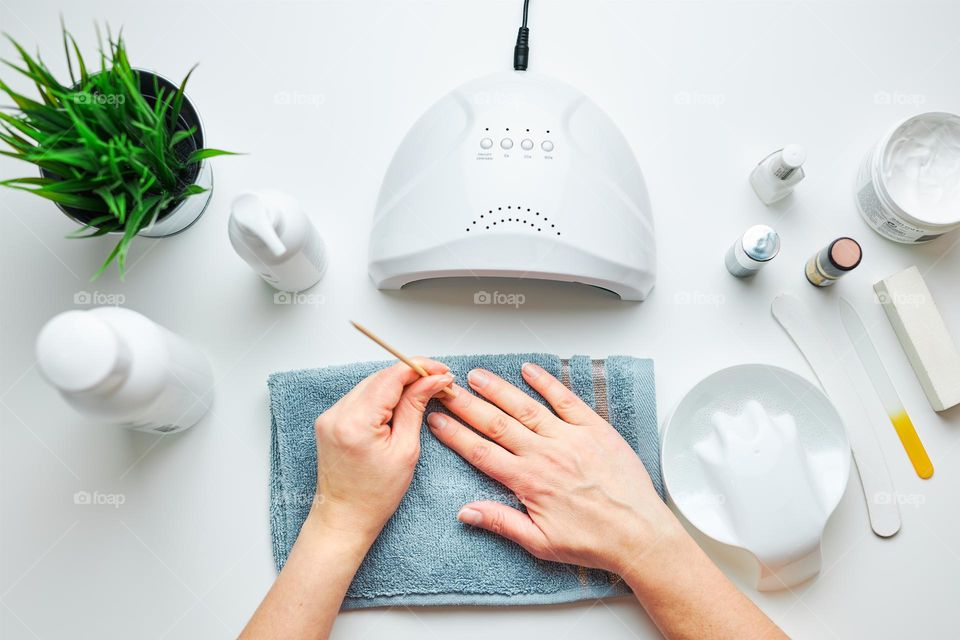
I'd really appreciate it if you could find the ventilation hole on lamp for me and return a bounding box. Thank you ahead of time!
[470,205,560,235]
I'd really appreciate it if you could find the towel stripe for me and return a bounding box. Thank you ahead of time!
[591,359,609,422]
[560,358,571,390]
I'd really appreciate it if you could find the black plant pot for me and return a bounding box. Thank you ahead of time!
[42,69,213,237]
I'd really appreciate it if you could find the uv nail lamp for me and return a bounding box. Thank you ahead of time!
[368,71,656,300]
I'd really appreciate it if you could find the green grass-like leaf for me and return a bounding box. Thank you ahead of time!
[0,23,235,279]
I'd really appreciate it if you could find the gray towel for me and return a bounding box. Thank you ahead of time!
[268,353,660,608]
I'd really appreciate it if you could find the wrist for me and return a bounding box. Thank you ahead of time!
[301,504,380,559]
[608,510,693,590]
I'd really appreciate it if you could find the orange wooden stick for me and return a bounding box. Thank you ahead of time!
[350,321,456,397]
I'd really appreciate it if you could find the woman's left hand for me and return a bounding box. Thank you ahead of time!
[309,358,453,544]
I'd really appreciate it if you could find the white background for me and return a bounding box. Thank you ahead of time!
[2,1,959,638]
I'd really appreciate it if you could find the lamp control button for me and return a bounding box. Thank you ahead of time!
[521,138,534,150]
[500,138,514,149]
[480,138,493,149]
[541,140,554,152]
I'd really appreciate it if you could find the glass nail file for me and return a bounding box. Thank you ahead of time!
[839,298,934,479]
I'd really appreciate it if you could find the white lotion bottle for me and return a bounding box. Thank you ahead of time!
[750,144,806,204]
[36,307,213,434]
[228,190,327,292]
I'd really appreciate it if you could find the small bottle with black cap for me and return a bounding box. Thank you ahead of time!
[805,237,862,287]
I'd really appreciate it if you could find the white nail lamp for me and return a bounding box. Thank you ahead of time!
[368,71,657,300]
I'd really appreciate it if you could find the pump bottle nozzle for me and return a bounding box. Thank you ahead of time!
[231,193,287,257]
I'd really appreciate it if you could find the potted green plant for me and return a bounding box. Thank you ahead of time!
[0,25,233,278]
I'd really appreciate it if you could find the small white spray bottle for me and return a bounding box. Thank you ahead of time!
[228,190,327,292]
[35,307,214,434]
[750,144,806,204]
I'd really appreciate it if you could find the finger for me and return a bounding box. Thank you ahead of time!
[521,362,597,425]
[359,357,450,406]
[427,412,517,484]
[439,382,533,452]
[464,368,557,435]
[457,501,549,557]
[391,374,454,446]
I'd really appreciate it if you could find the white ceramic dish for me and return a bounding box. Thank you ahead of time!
[661,364,851,591]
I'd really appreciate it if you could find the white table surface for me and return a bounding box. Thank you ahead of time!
[2,1,959,638]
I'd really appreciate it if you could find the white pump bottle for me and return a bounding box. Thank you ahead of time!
[228,190,327,292]
[35,307,214,434]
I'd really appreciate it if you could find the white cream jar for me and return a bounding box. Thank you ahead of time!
[856,112,960,243]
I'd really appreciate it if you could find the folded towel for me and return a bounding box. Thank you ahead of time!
[268,353,660,609]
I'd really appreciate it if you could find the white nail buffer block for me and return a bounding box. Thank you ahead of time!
[874,266,960,412]
[772,294,901,538]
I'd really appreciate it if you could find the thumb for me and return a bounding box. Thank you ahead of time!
[457,501,549,557]
[391,374,454,445]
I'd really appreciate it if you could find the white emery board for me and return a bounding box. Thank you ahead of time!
[772,294,901,538]
[874,266,960,412]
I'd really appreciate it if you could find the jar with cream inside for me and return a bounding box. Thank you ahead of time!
[856,112,960,243]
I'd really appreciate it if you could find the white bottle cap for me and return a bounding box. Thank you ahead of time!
[780,144,806,169]
[231,193,287,257]
[36,311,128,393]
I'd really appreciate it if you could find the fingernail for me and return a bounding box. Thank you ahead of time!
[522,362,541,379]
[468,369,489,388]
[438,374,454,386]
[427,413,448,430]
[457,507,483,525]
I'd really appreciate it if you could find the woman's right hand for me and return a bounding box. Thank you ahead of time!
[427,362,683,576]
